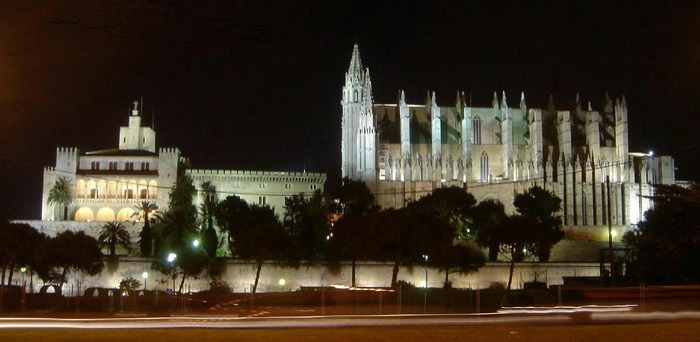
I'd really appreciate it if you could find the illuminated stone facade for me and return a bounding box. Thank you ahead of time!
[341,44,676,233]
[42,102,325,221]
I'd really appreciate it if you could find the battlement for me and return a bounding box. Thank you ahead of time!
[158,147,180,154]
[56,147,79,153]
[187,169,326,180]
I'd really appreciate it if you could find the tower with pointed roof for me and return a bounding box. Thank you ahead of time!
[341,44,376,183]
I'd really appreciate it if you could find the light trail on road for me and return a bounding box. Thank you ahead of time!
[2,305,700,330]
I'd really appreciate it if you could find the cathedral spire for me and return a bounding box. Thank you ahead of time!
[501,91,508,108]
[548,93,555,112]
[575,93,581,112]
[520,92,526,108]
[492,91,499,109]
[399,89,406,105]
[348,43,364,81]
[603,92,613,113]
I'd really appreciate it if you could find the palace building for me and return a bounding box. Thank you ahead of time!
[341,44,675,230]
[42,102,325,221]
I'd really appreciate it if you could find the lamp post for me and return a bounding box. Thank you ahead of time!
[167,253,177,292]
[20,267,26,289]
[142,272,149,291]
[423,254,428,314]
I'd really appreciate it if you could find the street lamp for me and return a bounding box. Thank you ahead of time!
[192,239,200,248]
[423,254,428,314]
[167,253,177,263]
[142,272,149,290]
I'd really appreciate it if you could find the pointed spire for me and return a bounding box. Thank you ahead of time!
[455,91,462,109]
[431,91,437,107]
[621,94,627,108]
[575,93,581,112]
[399,90,406,105]
[501,91,508,108]
[588,101,592,111]
[548,93,555,112]
[604,92,613,113]
[348,43,364,80]
[520,92,526,108]
[492,91,499,108]
[426,90,432,108]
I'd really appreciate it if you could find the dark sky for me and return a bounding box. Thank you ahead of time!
[1,1,699,220]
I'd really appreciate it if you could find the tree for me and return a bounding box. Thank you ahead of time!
[152,205,206,294]
[334,177,380,217]
[624,184,700,283]
[158,209,198,252]
[199,181,219,258]
[47,177,73,221]
[98,221,132,256]
[373,207,448,288]
[134,201,158,256]
[215,195,251,249]
[283,190,331,261]
[169,175,197,214]
[226,201,290,294]
[492,215,542,291]
[472,199,507,261]
[41,231,104,288]
[329,178,380,287]
[429,241,486,288]
[0,222,47,286]
[409,186,476,237]
[513,186,563,261]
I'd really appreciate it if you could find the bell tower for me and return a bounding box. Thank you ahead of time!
[341,44,376,182]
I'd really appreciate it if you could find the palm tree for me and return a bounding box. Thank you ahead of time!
[47,177,73,220]
[159,209,197,251]
[134,201,159,256]
[98,221,132,256]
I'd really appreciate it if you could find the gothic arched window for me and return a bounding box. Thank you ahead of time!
[480,152,489,182]
[472,116,482,144]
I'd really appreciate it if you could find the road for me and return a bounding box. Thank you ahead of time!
[1,304,700,342]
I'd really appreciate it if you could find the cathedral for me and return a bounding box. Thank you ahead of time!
[341,44,676,231]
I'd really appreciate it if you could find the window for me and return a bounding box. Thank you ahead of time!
[124,189,134,199]
[259,183,266,189]
[90,188,99,198]
[310,184,318,190]
[258,196,267,205]
[285,183,293,189]
[144,162,150,171]
[480,152,489,182]
[125,162,134,171]
[472,116,482,144]
[140,189,148,199]
[91,161,100,170]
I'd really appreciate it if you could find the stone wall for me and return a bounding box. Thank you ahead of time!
[9,258,600,296]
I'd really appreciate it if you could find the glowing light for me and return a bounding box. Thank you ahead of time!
[420,281,427,288]
[192,239,200,247]
[142,272,148,279]
[279,278,286,286]
[611,230,618,238]
[167,253,177,263]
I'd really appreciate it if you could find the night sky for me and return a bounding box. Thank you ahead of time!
[1,1,699,220]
